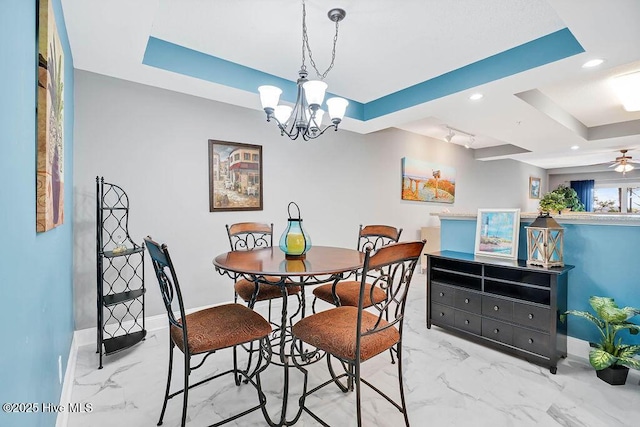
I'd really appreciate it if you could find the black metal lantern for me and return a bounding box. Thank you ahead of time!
[525,214,564,268]
[279,202,312,259]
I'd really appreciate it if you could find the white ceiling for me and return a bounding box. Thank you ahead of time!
[61,0,640,170]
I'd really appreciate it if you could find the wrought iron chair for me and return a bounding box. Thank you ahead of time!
[145,237,272,427]
[226,222,302,324]
[312,224,403,311]
[291,241,424,427]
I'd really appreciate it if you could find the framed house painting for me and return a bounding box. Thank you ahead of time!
[36,0,65,232]
[529,177,541,199]
[474,209,521,259]
[208,140,263,212]
[401,157,456,204]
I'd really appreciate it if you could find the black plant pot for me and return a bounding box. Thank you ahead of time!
[596,365,629,385]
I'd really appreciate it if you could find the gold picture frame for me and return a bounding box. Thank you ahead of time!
[529,177,541,199]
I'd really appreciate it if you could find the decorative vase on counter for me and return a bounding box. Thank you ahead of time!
[279,202,311,259]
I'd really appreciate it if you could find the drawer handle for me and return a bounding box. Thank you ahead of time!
[464,319,470,325]
[528,338,534,344]
[464,298,470,304]
[439,312,445,317]
[439,292,445,297]
[528,313,534,320]
[493,305,499,311]
[493,328,499,334]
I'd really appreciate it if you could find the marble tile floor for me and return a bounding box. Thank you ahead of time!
[68,273,640,427]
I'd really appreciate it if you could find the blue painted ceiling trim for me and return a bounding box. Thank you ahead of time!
[143,37,365,120]
[143,27,583,123]
[364,28,584,120]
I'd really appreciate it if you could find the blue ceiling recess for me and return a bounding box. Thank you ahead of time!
[143,28,583,123]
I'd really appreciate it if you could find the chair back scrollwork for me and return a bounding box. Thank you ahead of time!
[358,224,403,252]
[357,241,424,341]
[226,222,274,251]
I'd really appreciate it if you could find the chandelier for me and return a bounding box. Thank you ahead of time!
[258,1,349,141]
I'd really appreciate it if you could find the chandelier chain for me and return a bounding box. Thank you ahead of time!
[302,0,340,80]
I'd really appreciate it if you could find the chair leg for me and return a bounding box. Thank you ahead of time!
[354,360,362,427]
[233,344,241,386]
[157,340,174,426]
[397,345,410,427]
[181,352,190,427]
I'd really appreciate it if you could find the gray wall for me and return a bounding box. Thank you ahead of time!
[73,71,547,329]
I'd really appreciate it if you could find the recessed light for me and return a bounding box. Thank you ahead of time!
[571,145,580,150]
[469,93,483,101]
[582,59,604,68]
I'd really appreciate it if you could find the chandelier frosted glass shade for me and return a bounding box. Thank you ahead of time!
[302,80,328,107]
[258,86,282,110]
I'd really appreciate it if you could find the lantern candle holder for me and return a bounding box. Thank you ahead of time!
[525,213,564,268]
[279,202,312,259]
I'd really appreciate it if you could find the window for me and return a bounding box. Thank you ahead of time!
[244,153,251,161]
[234,153,240,161]
[593,184,640,212]
[593,187,620,212]
[627,187,640,213]
[252,154,259,162]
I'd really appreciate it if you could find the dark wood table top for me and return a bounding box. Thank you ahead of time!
[213,246,365,277]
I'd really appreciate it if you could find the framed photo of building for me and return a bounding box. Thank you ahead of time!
[208,140,263,212]
[474,209,520,259]
[529,177,541,199]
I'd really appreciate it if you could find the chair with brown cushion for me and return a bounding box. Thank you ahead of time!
[145,237,272,427]
[312,224,402,311]
[226,222,302,324]
[292,240,424,427]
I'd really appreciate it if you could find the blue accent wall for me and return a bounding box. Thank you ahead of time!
[0,1,74,426]
[440,218,640,346]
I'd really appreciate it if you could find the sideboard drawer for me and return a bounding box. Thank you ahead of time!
[482,318,513,346]
[455,289,482,314]
[513,302,550,331]
[431,303,455,327]
[454,311,482,335]
[513,327,550,357]
[482,295,513,322]
[431,283,455,307]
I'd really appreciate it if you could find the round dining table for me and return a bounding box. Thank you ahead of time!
[213,245,365,426]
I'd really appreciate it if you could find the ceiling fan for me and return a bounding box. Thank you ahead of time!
[609,149,640,175]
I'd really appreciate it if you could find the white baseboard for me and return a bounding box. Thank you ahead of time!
[56,335,78,427]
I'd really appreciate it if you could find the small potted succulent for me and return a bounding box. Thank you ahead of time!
[561,296,640,385]
[538,191,566,215]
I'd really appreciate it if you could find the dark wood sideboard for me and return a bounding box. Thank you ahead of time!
[426,251,573,374]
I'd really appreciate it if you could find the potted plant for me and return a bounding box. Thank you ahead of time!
[552,184,585,212]
[538,191,566,215]
[561,296,640,385]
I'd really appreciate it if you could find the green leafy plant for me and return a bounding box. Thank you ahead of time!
[538,191,566,214]
[561,296,640,371]
[553,184,585,211]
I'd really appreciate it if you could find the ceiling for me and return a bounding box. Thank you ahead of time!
[61,0,640,170]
